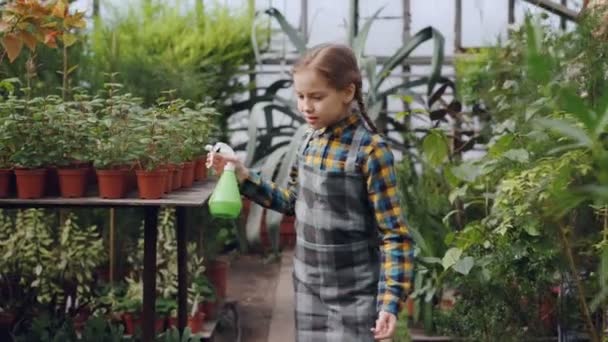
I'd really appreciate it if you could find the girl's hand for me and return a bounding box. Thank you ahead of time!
[206,152,249,182]
[371,311,397,340]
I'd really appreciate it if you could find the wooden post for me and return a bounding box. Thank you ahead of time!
[142,206,159,342]
[561,0,568,30]
[348,0,359,46]
[401,0,412,139]
[454,0,462,52]
[176,207,188,333]
[300,0,308,42]
[109,208,115,283]
[93,0,100,17]
[508,0,516,25]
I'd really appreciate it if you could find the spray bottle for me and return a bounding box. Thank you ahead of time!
[205,142,242,219]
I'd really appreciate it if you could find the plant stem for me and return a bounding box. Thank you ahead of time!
[62,44,68,100]
[558,221,599,342]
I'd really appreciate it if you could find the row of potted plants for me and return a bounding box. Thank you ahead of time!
[0,89,221,200]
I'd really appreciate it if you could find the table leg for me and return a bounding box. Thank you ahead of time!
[143,206,159,342]
[176,206,188,334]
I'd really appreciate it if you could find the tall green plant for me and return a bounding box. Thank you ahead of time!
[418,12,608,340]
[84,0,263,108]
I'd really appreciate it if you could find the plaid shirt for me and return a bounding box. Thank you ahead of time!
[240,114,413,316]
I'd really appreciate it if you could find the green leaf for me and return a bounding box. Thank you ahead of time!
[362,56,378,101]
[374,27,444,96]
[422,130,448,166]
[522,223,540,236]
[488,134,514,157]
[453,256,474,275]
[62,33,78,47]
[503,149,530,163]
[352,6,385,63]
[448,185,468,204]
[557,86,595,131]
[442,247,462,270]
[450,162,480,183]
[534,117,593,147]
[264,8,307,54]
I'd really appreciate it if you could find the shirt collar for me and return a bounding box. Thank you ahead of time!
[316,113,361,138]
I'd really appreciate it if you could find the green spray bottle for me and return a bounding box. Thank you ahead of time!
[205,142,242,219]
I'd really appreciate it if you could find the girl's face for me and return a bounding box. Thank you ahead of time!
[293,69,355,130]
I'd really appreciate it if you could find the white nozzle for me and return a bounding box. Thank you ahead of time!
[205,142,236,171]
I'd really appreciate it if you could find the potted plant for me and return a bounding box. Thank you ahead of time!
[0,120,14,198]
[156,298,177,332]
[39,213,105,313]
[132,107,169,199]
[90,91,140,198]
[49,100,94,197]
[0,209,55,327]
[8,96,55,199]
[117,277,143,336]
[191,103,219,182]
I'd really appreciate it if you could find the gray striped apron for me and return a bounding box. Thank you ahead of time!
[293,124,380,342]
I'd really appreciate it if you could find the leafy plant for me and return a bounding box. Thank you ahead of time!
[13,312,77,342]
[84,0,264,108]
[89,83,142,170]
[0,209,54,314]
[160,327,197,342]
[5,95,57,168]
[38,212,106,309]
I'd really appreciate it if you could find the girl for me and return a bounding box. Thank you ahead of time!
[208,44,413,341]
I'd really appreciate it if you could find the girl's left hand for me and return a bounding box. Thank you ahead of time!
[371,311,397,340]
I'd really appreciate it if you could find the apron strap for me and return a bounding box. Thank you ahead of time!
[345,124,367,173]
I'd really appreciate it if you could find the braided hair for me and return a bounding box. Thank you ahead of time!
[292,43,379,134]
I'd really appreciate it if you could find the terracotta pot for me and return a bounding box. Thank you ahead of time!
[194,156,207,181]
[122,313,163,335]
[172,164,184,190]
[57,168,88,198]
[122,313,140,335]
[181,161,195,188]
[14,168,47,199]
[96,169,127,199]
[206,258,229,299]
[165,165,176,193]
[167,316,177,330]
[155,317,165,333]
[136,169,167,199]
[200,301,218,320]
[167,312,206,333]
[0,311,15,330]
[0,169,12,198]
[73,310,90,334]
[188,311,206,333]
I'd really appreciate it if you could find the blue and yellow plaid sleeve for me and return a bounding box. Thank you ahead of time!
[364,139,414,316]
[239,162,299,215]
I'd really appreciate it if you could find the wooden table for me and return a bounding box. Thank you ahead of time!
[0,180,216,341]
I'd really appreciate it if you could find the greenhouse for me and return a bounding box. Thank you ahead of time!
[0,0,604,341]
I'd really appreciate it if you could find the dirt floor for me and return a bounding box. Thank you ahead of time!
[222,251,283,342]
